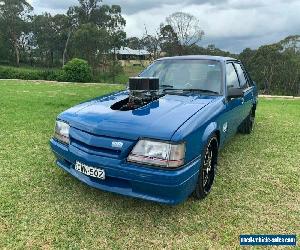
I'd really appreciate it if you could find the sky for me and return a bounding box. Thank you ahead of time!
[28,0,300,53]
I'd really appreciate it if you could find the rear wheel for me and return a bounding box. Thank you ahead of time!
[194,135,219,200]
[239,109,255,134]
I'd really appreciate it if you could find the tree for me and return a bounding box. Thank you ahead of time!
[67,1,126,69]
[165,12,204,53]
[142,34,161,60]
[279,35,300,95]
[159,24,180,56]
[32,13,55,65]
[126,37,143,50]
[239,48,257,67]
[68,0,103,26]
[239,39,300,96]
[53,14,72,66]
[109,29,126,81]
[33,13,70,66]
[68,1,126,31]
[279,35,300,54]
[99,4,126,74]
[71,23,107,67]
[0,30,10,62]
[140,24,162,60]
[0,0,33,66]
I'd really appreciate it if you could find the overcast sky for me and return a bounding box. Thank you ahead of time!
[28,0,300,53]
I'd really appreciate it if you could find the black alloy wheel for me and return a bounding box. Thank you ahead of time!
[194,135,219,199]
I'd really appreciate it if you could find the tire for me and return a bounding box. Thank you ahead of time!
[194,135,219,200]
[239,109,255,134]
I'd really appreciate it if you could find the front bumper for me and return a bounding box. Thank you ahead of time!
[50,139,200,205]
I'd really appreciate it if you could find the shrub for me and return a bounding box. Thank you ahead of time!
[0,60,130,84]
[42,69,65,81]
[63,58,92,83]
[0,66,62,81]
[0,67,14,79]
[55,70,68,82]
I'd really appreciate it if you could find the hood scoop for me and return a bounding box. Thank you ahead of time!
[111,77,163,111]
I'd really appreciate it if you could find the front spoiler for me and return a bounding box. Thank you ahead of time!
[50,139,201,205]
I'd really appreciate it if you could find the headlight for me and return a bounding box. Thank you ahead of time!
[54,120,70,144]
[127,139,185,168]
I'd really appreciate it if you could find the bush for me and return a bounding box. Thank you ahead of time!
[0,59,132,84]
[0,66,62,81]
[0,62,91,82]
[63,58,92,83]
[55,70,68,82]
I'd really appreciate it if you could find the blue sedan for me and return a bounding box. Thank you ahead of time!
[50,55,258,205]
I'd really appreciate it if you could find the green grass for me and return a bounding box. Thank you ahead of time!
[0,80,299,249]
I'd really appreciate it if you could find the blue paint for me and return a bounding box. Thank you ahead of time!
[50,55,258,205]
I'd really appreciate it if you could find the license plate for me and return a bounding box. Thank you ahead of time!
[74,161,105,180]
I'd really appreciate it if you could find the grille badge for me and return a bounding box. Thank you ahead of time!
[112,141,123,148]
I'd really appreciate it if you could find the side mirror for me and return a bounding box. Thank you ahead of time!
[227,87,244,99]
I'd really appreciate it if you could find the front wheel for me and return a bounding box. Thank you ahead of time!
[194,135,219,200]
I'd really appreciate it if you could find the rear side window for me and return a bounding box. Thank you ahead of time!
[226,63,240,89]
[234,63,248,88]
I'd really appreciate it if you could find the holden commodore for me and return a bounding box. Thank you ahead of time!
[50,55,258,205]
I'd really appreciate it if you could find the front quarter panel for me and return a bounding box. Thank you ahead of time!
[172,97,227,163]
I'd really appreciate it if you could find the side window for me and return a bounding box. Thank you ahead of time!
[234,63,248,88]
[226,63,240,89]
[243,65,254,86]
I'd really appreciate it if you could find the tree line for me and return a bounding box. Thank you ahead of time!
[240,35,300,96]
[0,0,126,71]
[0,0,299,95]
[0,1,210,67]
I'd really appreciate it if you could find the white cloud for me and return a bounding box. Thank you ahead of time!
[30,0,300,53]
[124,0,300,52]
[124,4,182,37]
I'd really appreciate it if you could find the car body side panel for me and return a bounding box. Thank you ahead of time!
[243,86,255,116]
[171,97,229,163]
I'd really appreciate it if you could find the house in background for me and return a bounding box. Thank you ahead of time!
[115,47,151,67]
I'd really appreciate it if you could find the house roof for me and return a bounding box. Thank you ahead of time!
[116,47,150,56]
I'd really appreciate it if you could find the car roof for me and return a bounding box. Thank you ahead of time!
[157,55,238,62]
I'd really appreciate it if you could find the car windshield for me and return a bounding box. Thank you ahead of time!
[140,59,223,94]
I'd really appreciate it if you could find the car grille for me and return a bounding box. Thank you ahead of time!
[69,127,135,159]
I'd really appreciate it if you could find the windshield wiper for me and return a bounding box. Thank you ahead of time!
[160,84,174,89]
[162,88,184,93]
[183,89,219,95]
[163,88,219,95]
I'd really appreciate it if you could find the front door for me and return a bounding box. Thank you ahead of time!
[224,62,244,139]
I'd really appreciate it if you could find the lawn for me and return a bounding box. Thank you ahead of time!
[0,80,299,249]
